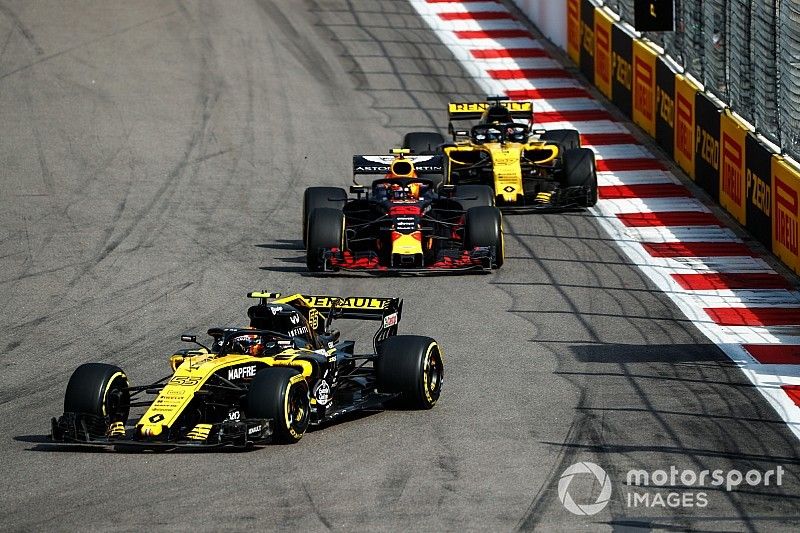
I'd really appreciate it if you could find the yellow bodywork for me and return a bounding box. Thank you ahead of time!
[138,349,314,439]
[444,142,558,203]
[391,232,422,255]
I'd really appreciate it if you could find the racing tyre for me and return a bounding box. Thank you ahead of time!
[540,129,581,156]
[403,131,446,188]
[454,184,495,210]
[376,335,443,409]
[563,148,598,207]
[306,207,345,272]
[465,206,504,268]
[247,367,310,444]
[303,187,347,247]
[63,363,130,423]
[403,131,445,154]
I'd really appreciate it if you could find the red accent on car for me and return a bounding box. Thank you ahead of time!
[389,205,422,216]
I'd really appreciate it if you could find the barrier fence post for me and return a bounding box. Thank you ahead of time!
[674,74,699,179]
[632,39,659,138]
[654,56,676,158]
[567,0,581,66]
[745,133,773,249]
[772,157,800,274]
[579,0,597,84]
[593,7,614,99]
[694,92,723,201]
[611,23,634,118]
[719,110,750,225]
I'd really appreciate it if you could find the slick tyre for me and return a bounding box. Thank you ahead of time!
[540,129,581,161]
[402,131,445,154]
[247,367,310,444]
[302,187,347,247]
[465,206,504,268]
[403,131,446,188]
[454,184,495,210]
[306,208,345,272]
[563,147,598,207]
[376,335,443,409]
[63,363,130,423]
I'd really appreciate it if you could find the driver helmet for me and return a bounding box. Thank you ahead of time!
[482,104,512,124]
[231,332,264,356]
[505,123,528,142]
[388,183,411,201]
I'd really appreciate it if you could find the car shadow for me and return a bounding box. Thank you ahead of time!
[254,239,304,251]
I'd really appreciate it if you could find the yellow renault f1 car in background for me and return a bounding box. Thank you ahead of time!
[50,292,443,450]
[403,97,598,211]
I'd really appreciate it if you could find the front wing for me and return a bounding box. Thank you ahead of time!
[320,247,495,274]
[50,412,272,450]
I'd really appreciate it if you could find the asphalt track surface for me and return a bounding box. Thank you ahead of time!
[1,1,799,531]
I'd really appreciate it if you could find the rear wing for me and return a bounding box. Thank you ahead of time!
[447,100,533,122]
[248,291,402,328]
[352,154,444,176]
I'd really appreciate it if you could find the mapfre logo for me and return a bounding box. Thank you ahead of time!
[634,57,654,120]
[775,177,799,254]
[721,133,743,205]
[675,93,693,160]
[558,462,613,516]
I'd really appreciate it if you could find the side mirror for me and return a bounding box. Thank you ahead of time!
[181,335,196,343]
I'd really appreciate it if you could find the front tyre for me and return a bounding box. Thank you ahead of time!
[376,335,443,409]
[247,367,310,444]
[306,207,345,272]
[563,148,598,207]
[63,363,130,423]
[302,187,347,247]
[465,206,504,268]
[454,184,495,210]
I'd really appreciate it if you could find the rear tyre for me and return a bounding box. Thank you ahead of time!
[403,131,446,189]
[306,208,345,272]
[63,363,130,423]
[247,367,310,444]
[454,184,495,210]
[563,148,598,207]
[376,335,443,409]
[540,129,581,158]
[465,206,504,268]
[402,131,445,154]
[303,187,347,247]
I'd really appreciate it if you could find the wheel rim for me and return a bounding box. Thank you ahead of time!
[285,383,309,437]
[103,375,130,422]
[423,347,444,403]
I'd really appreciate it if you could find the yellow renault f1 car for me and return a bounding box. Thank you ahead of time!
[50,292,443,450]
[405,97,598,211]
